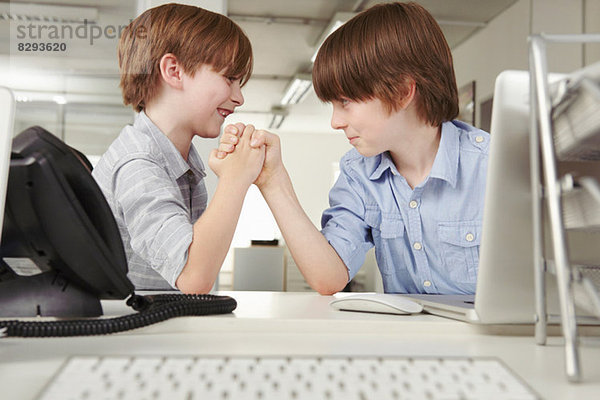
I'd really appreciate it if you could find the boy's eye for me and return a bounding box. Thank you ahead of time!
[332,98,350,108]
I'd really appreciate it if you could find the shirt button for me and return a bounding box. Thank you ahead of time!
[475,135,484,143]
[413,242,422,250]
[409,200,418,209]
[423,280,432,287]
[465,233,475,242]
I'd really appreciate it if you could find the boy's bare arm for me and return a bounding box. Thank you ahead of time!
[219,127,349,295]
[261,164,349,295]
[175,125,265,294]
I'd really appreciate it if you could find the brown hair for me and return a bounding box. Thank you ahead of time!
[313,2,458,126]
[118,3,253,112]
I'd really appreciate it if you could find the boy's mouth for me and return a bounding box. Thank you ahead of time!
[217,108,233,118]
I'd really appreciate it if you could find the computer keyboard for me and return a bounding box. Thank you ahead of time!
[38,355,539,400]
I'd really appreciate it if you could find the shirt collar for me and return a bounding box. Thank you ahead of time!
[366,121,459,186]
[187,144,206,179]
[429,121,459,188]
[135,111,206,180]
[368,152,397,180]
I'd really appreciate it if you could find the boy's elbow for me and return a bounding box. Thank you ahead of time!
[309,262,349,295]
[316,287,341,296]
[176,274,214,295]
[180,284,213,295]
[312,279,347,296]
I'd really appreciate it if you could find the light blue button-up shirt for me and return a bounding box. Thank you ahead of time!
[321,121,489,294]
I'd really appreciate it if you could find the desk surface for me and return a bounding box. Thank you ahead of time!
[1,291,600,399]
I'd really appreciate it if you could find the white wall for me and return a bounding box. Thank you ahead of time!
[453,0,600,127]
[531,0,583,71]
[453,0,530,123]
[279,131,351,226]
[585,0,600,64]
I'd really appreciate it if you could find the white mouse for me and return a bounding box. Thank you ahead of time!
[329,293,423,315]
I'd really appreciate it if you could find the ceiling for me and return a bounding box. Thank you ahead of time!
[0,0,518,136]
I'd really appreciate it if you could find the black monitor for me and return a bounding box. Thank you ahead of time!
[0,126,134,317]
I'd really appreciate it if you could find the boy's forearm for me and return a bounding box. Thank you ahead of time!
[176,178,249,293]
[260,170,349,295]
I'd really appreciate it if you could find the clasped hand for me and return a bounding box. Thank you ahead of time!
[213,123,283,190]
[207,123,266,188]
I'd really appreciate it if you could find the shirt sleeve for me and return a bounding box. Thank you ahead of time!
[321,162,374,281]
[113,158,193,288]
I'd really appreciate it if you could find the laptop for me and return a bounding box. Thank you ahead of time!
[0,87,15,244]
[401,70,600,324]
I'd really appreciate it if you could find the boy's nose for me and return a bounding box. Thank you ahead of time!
[232,82,244,107]
[330,108,346,130]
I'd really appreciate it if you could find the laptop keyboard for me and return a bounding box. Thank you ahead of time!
[38,355,539,400]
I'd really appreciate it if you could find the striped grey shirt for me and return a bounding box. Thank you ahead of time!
[92,111,207,290]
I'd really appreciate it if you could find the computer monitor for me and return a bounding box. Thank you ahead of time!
[0,126,134,317]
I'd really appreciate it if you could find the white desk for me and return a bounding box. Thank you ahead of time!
[1,291,600,399]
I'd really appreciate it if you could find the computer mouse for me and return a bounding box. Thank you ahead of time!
[329,293,423,315]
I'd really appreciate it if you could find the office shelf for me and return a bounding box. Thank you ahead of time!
[552,64,600,160]
[573,264,600,318]
[561,175,600,230]
[529,33,600,383]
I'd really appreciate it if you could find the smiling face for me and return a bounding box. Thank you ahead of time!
[181,64,244,138]
[331,97,404,157]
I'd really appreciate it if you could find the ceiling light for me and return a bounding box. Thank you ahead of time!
[53,95,67,105]
[311,12,355,62]
[268,106,288,130]
[280,74,312,106]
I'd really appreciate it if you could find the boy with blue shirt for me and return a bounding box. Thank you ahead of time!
[219,2,488,295]
[93,4,265,294]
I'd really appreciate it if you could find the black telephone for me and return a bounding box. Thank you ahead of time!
[0,126,236,337]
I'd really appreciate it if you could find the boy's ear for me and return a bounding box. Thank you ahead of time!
[397,78,417,110]
[159,53,184,90]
